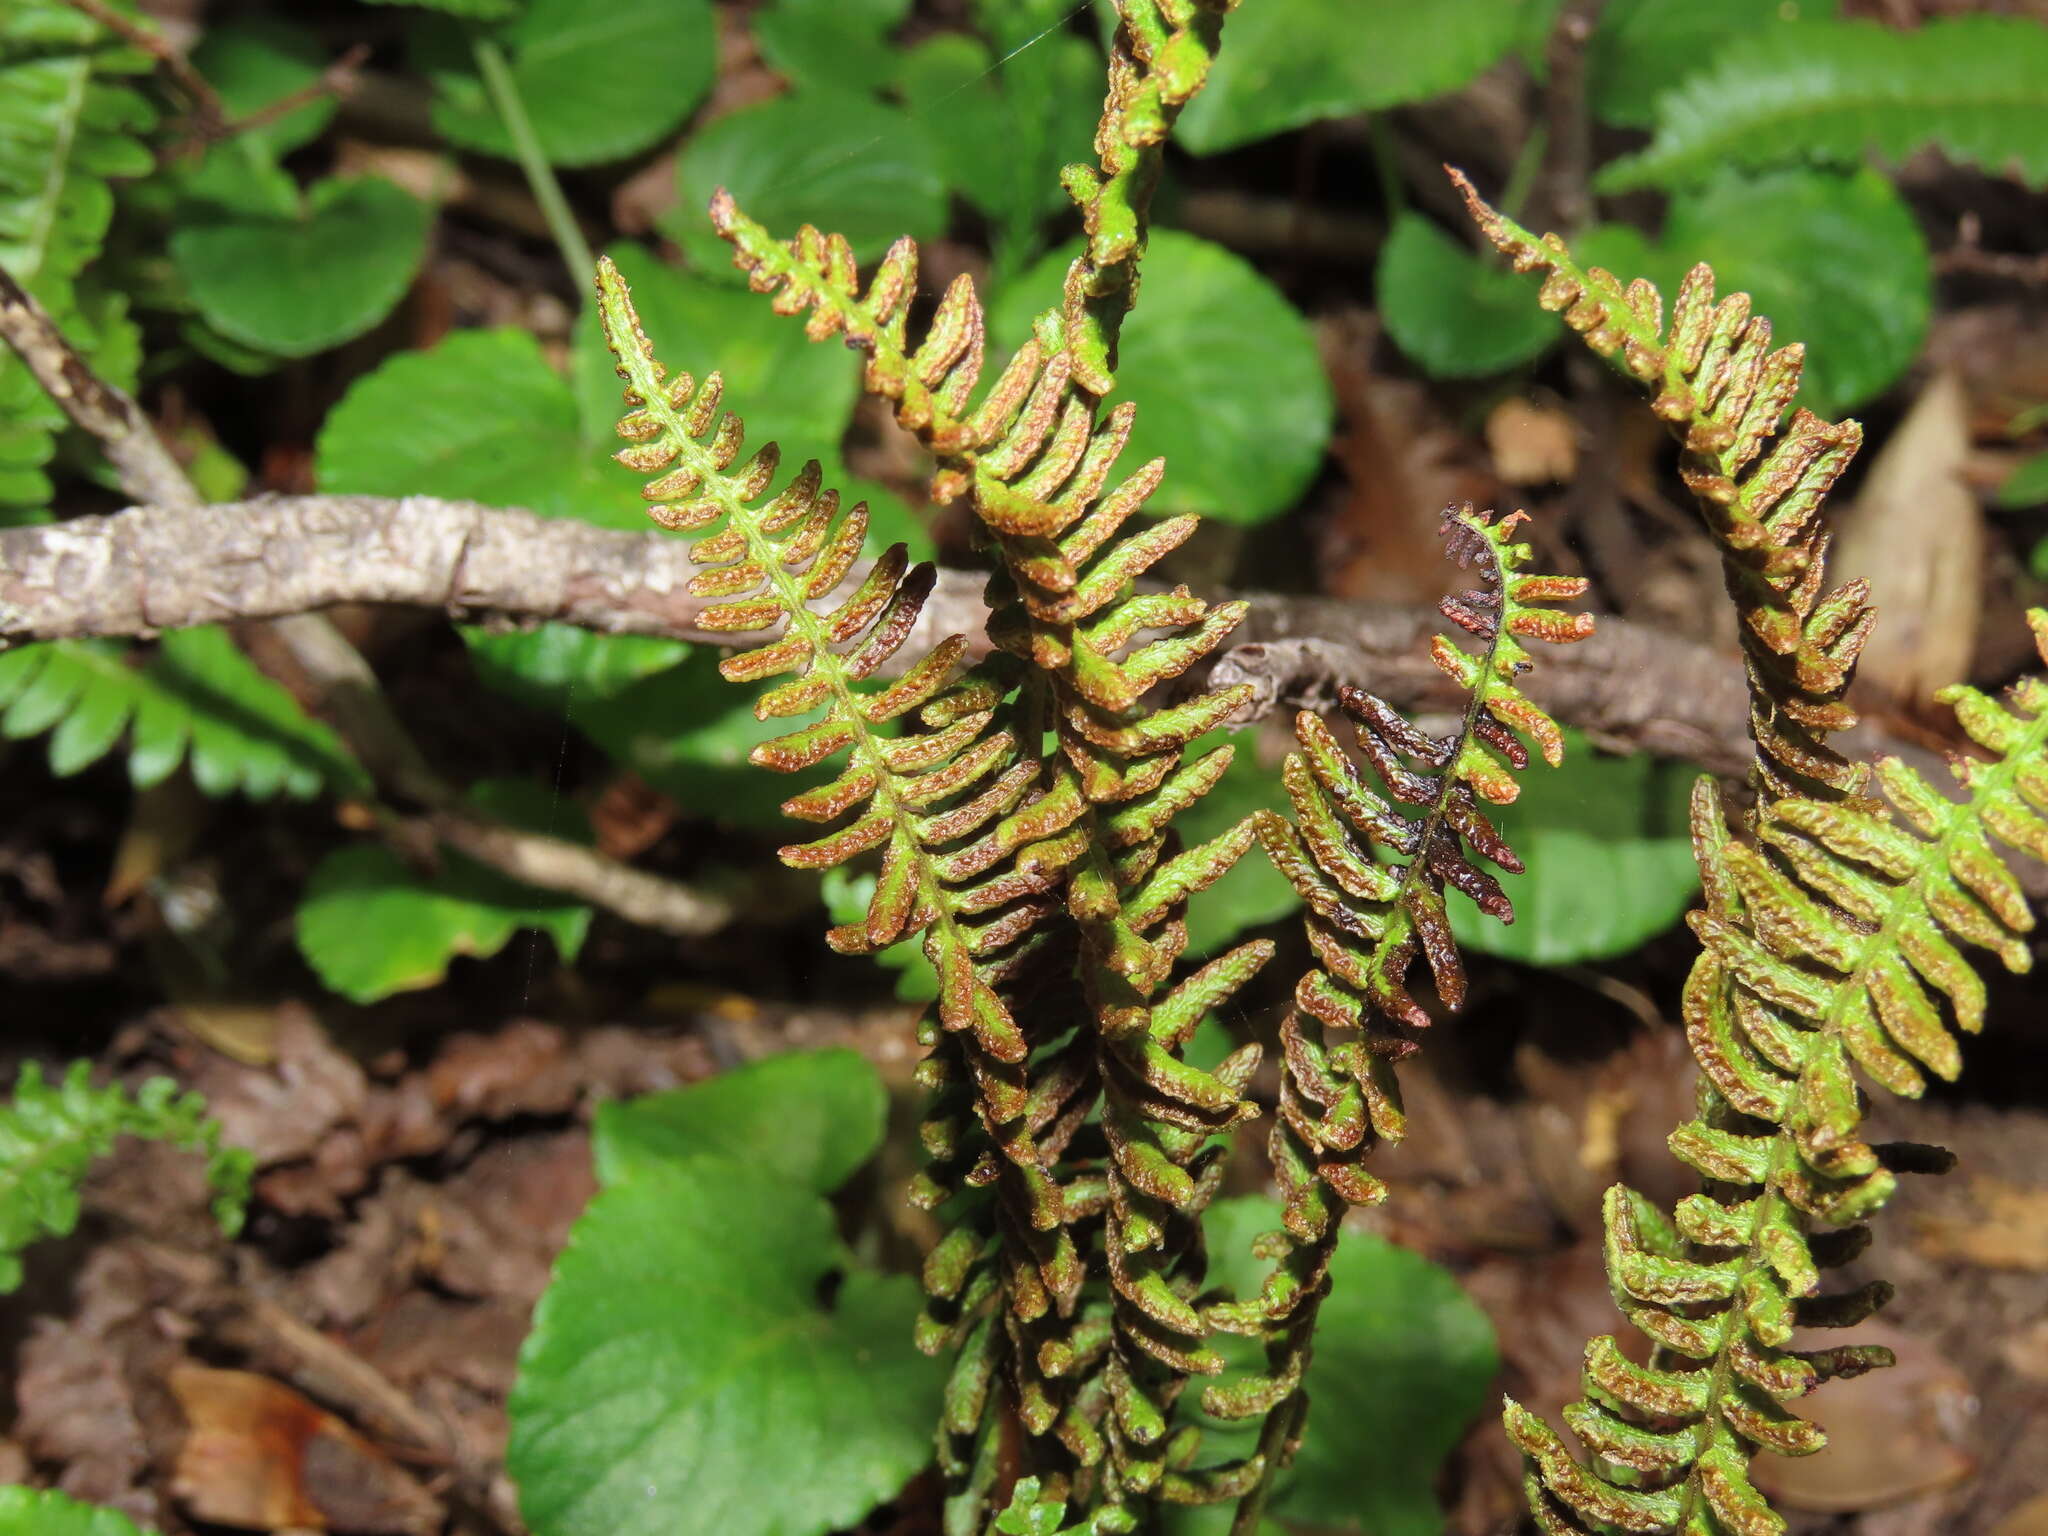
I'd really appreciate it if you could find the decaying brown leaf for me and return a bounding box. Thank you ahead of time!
[170,1365,439,1534]
[1831,369,1984,707]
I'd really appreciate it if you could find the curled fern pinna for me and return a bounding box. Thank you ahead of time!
[1461,184,2048,1534]
[1211,508,1591,1527]
[711,0,1278,1514]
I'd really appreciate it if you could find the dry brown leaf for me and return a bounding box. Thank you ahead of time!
[1751,1321,1975,1512]
[1315,309,1489,604]
[1914,1176,2048,1271]
[1831,369,1984,706]
[1486,397,1578,485]
[170,1365,439,1535]
[1991,1492,2048,1536]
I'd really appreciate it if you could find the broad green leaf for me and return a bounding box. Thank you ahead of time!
[753,0,911,96]
[1376,214,1561,378]
[1448,731,1700,967]
[425,0,713,166]
[1196,1197,1499,1536]
[462,625,692,711]
[507,1157,942,1536]
[1172,0,1525,156]
[0,1487,151,1536]
[1172,730,1303,959]
[1998,448,2048,511]
[364,0,521,17]
[1585,0,1836,129]
[0,631,367,798]
[1576,167,1928,416]
[821,867,938,1003]
[171,175,429,356]
[991,232,1332,524]
[594,1048,886,1194]
[670,91,947,273]
[189,18,338,157]
[296,780,592,1003]
[1599,16,2048,192]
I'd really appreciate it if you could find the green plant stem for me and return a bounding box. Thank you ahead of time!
[471,36,595,285]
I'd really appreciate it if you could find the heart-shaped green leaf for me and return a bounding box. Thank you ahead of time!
[671,91,946,273]
[426,0,714,166]
[1172,0,1526,155]
[509,1055,940,1536]
[171,175,429,356]
[0,1488,150,1536]
[1377,212,1562,378]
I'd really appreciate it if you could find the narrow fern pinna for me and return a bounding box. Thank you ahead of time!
[1464,182,2048,1535]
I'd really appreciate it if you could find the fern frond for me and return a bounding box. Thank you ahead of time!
[1209,507,1590,1528]
[594,257,1118,1508]
[1,1059,253,1292]
[0,0,157,510]
[1508,613,2048,1536]
[713,4,1276,1510]
[1598,16,2048,194]
[0,628,369,798]
[1455,172,1872,807]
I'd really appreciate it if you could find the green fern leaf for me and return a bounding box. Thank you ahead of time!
[0,1060,252,1292]
[0,0,158,512]
[1511,617,2048,1534]
[0,629,369,798]
[1598,16,2048,193]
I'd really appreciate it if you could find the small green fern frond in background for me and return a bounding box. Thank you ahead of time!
[1508,615,2048,1536]
[0,1060,252,1293]
[1456,172,1871,809]
[1598,15,2048,194]
[0,0,158,513]
[0,629,369,799]
[1216,507,1591,1529]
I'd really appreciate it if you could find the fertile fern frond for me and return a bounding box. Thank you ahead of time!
[1455,171,1871,808]
[0,629,369,799]
[1,1060,253,1292]
[1597,16,2048,194]
[712,4,1276,1513]
[0,0,157,510]
[1507,625,2048,1536]
[594,256,1110,1507]
[1209,508,1590,1527]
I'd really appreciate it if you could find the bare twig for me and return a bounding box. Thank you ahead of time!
[60,0,229,141]
[0,268,725,938]
[228,44,372,141]
[3,489,1790,772]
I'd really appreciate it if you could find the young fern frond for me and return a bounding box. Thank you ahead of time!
[1211,508,1591,1527]
[710,3,1276,1513]
[2,1060,252,1293]
[1508,631,2048,1536]
[1454,170,1871,807]
[593,258,1097,1442]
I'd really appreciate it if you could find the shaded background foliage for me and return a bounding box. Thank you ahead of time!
[2,1,2047,1535]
